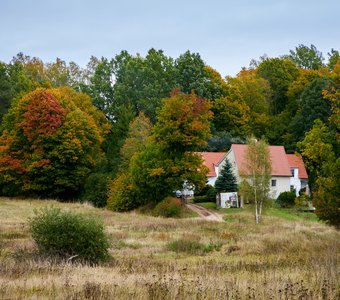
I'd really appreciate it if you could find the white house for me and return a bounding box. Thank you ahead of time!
[197,152,227,186]
[226,144,293,199]
[198,146,309,201]
[286,154,309,196]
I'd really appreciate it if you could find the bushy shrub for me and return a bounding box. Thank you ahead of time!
[276,191,296,208]
[29,207,109,263]
[194,185,216,203]
[106,173,140,212]
[153,197,182,218]
[82,173,110,207]
[206,186,217,202]
[193,195,208,203]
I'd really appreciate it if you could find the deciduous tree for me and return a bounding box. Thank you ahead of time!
[0,87,108,198]
[288,44,324,70]
[239,139,272,224]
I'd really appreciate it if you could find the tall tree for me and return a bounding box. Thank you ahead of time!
[227,69,271,137]
[288,44,324,70]
[215,159,238,193]
[0,61,32,122]
[129,91,212,204]
[239,139,272,224]
[107,113,153,211]
[0,87,108,198]
[212,96,251,138]
[327,48,340,71]
[257,57,299,115]
[297,120,339,227]
[290,77,334,141]
[297,120,335,193]
[153,90,212,153]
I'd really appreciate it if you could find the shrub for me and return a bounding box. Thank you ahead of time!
[106,173,140,212]
[29,207,109,263]
[277,191,296,208]
[206,186,217,202]
[193,195,208,203]
[153,197,182,218]
[194,185,216,203]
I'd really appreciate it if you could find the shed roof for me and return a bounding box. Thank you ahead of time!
[286,154,308,179]
[198,152,226,177]
[231,144,291,177]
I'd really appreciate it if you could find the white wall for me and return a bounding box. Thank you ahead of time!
[290,168,301,196]
[207,176,217,186]
[226,150,239,181]
[270,176,291,199]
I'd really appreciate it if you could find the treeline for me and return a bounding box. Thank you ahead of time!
[0,45,339,225]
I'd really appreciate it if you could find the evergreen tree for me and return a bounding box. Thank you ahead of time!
[215,159,238,193]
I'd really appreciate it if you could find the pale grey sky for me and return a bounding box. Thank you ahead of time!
[1,0,339,76]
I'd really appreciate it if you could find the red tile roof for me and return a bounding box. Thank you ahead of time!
[198,152,226,177]
[231,144,292,177]
[286,154,308,179]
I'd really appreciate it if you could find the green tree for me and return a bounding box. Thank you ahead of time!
[314,157,340,228]
[153,91,212,153]
[119,112,153,169]
[106,113,153,211]
[0,87,108,198]
[0,61,32,122]
[257,57,299,115]
[288,44,324,70]
[327,48,340,71]
[212,96,251,138]
[215,159,238,193]
[290,77,334,142]
[297,119,339,227]
[128,91,212,204]
[239,139,272,224]
[297,119,335,193]
[175,51,207,98]
[226,69,272,137]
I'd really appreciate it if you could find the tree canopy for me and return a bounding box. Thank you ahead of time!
[0,87,108,198]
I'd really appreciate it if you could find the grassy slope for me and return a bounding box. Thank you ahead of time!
[0,197,339,299]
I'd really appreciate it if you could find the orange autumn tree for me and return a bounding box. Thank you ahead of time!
[0,87,108,198]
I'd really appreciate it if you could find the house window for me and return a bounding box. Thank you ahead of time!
[290,185,295,191]
[271,179,277,187]
[291,168,295,177]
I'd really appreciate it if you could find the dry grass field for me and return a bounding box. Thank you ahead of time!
[0,197,339,299]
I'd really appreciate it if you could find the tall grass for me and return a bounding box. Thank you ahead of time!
[0,197,339,299]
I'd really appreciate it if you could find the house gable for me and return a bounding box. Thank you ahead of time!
[286,154,308,179]
[230,144,291,177]
[227,144,292,199]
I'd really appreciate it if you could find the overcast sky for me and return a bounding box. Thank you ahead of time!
[1,0,339,76]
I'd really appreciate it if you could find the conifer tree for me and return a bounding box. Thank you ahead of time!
[215,159,238,193]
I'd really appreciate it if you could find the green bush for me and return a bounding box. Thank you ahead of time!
[153,197,182,218]
[193,195,208,203]
[206,187,217,202]
[106,173,140,212]
[194,185,216,203]
[276,191,296,208]
[29,207,109,263]
[82,173,110,207]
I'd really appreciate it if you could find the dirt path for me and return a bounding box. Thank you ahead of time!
[186,203,224,222]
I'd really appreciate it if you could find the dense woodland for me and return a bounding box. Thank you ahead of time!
[0,44,339,226]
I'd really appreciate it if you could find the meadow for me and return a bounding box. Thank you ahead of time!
[0,197,339,299]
